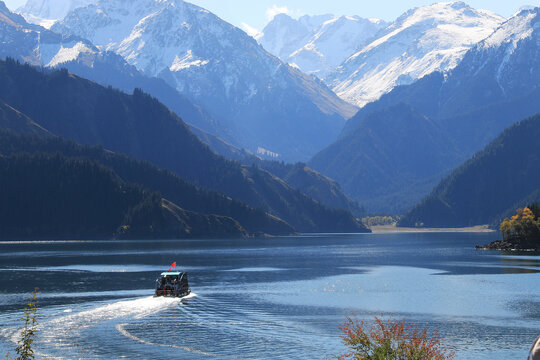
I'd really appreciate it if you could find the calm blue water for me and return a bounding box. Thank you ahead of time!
[0,232,538,359]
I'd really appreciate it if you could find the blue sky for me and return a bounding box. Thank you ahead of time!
[186,1,535,33]
[3,0,538,34]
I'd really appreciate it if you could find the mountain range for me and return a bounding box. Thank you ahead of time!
[0,1,238,147]
[17,0,93,28]
[310,7,540,213]
[0,57,369,234]
[50,0,357,161]
[257,2,504,108]
[5,0,540,232]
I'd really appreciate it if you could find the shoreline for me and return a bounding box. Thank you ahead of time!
[370,224,495,233]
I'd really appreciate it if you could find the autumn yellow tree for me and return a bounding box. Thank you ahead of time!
[500,207,540,241]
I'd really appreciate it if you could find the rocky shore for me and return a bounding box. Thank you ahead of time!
[476,238,540,252]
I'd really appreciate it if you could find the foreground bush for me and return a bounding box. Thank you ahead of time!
[338,317,454,360]
[2,289,39,360]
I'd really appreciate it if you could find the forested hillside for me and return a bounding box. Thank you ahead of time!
[0,130,294,236]
[310,104,463,213]
[0,153,246,239]
[399,113,540,227]
[0,59,368,233]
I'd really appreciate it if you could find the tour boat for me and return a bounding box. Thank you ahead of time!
[154,271,191,297]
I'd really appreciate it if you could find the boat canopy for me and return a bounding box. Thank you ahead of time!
[160,272,184,276]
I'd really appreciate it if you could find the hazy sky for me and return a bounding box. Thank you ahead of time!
[3,0,538,35]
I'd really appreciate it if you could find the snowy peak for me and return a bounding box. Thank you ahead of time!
[0,1,100,67]
[327,1,504,107]
[447,7,540,101]
[17,0,95,28]
[480,7,539,49]
[258,13,321,61]
[258,13,386,78]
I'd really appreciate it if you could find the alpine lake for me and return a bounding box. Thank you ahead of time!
[0,232,538,359]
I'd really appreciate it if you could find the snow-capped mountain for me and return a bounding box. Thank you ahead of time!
[257,14,334,63]
[0,1,235,145]
[443,7,540,110]
[327,1,504,107]
[310,7,540,213]
[258,13,386,78]
[16,0,95,28]
[52,0,357,161]
[0,0,96,67]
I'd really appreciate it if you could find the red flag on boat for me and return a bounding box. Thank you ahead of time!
[171,262,177,268]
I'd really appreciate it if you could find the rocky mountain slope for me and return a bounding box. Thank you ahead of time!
[52,0,357,161]
[309,103,463,213]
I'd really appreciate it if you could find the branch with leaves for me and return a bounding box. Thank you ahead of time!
[2,289,39,360]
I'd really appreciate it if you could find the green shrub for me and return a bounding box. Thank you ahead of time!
[3,289,39,360]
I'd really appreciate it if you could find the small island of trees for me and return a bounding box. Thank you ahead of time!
[477,203,540,251]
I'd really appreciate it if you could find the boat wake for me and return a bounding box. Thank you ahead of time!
[0,294,198,359]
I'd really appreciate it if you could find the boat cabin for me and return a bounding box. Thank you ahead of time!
[155,271,190,297]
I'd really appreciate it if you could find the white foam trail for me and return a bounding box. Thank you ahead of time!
[46,295,190,326]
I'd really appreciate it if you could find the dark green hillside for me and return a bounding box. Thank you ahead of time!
[238,166,366,233]
[0,59,368,233]
[0,100,49,136]
[187,127,365,217]
[309,104,463,213]
[399,113,540,228]
[0,130,293,236]
[242,158,365,216]
[0,153,246,239]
